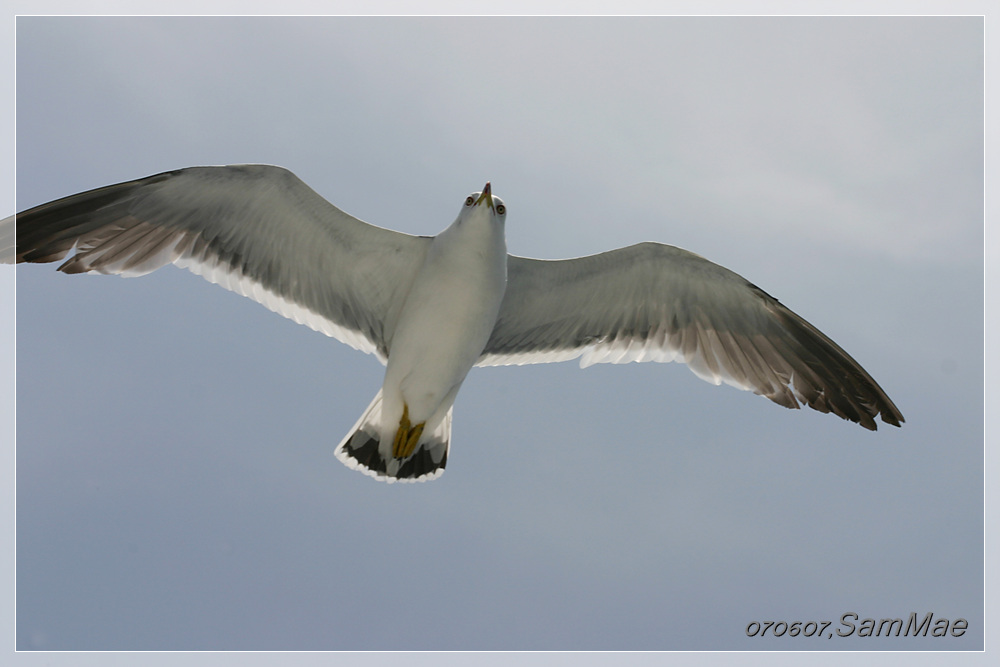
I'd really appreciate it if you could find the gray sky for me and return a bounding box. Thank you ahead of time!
[5,7,988,661]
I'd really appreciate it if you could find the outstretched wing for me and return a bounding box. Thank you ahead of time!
[5,165,431,360]
[479,242,903,430]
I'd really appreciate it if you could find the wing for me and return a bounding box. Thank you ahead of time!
[479,242,903,430]
[5,164,430,361]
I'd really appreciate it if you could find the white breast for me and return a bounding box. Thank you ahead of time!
[379,212,508,433]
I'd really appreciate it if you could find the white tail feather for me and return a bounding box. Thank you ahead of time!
[334,390,452,483]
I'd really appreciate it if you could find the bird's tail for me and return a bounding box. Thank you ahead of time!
[334,389,451,483]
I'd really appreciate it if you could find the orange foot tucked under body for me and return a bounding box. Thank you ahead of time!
[391,404,425,459]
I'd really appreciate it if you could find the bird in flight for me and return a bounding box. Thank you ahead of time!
[3,164,904,482]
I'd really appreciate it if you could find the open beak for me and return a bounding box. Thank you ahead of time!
[474,182,493,210]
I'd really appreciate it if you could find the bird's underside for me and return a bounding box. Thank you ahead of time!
[2,164,904,483]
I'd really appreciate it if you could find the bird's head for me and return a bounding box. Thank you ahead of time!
[457,182,506,227]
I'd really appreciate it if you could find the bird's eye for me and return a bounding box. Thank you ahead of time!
[465,196,475,206]
[496,203,506,215]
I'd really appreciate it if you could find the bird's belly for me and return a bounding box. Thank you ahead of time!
[381,257,506,425]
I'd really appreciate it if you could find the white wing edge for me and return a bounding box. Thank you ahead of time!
[476,333,761,393]
[174,253,386,362]
[54,237,387,362]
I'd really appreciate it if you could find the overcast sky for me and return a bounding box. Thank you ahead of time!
[4,8,987,662]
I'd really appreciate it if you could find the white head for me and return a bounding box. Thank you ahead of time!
[455,182,506,227]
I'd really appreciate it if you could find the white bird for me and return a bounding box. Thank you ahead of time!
[2,164,904,482]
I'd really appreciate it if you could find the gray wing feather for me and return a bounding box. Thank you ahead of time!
[7,165,429,360]
[480,242,903,430]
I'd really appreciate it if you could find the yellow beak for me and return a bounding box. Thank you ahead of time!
[474,182,493,210]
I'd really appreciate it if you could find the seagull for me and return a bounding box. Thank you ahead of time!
[2,164,904,482]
